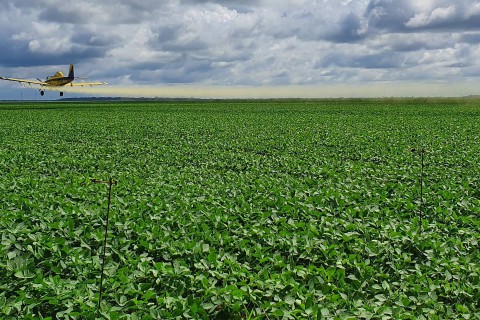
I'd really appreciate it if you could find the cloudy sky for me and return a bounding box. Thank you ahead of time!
[1,0,480,99]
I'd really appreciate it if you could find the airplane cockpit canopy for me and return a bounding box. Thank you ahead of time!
[46,71,64,80]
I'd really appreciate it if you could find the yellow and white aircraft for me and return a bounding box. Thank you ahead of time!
[0,64,107,97]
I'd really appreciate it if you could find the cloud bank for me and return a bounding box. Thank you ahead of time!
[1,0,480,98]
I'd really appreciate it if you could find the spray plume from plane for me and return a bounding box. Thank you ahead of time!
[0,64,107,97]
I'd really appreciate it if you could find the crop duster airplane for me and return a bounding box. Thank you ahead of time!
[0,64,106,96]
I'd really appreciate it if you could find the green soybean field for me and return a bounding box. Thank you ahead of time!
[0,99,479,319]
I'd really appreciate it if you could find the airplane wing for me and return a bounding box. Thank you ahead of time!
[68,81,107,87]
[0,76,46,85]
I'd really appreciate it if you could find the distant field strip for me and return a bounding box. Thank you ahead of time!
[0,99,479,318]
[55,81,480,98]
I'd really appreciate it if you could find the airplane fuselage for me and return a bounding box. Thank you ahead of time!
[43,70,74,87]
[44,77,74,87]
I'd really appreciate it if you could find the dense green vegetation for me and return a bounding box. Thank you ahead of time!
[0,99,479,319]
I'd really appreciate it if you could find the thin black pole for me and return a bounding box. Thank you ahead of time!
[410,148,425,232]
[419,149,424,231]
[91,178,116,313]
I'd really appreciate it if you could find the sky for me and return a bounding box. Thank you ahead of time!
[1,0,480,99]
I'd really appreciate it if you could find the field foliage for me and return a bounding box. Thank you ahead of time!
[0,99,479,319]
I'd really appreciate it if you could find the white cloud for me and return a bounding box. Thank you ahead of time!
[406,5,456,28]
[0,0,480,99]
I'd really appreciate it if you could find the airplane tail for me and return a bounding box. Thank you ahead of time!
[68,64,74,79]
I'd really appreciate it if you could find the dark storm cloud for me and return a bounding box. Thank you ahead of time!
[38,7,90,24]
[320,51,409,69]
[126,54,220,84]
[403,1,480,31]
[180,0,258,4]
[366,33,457,53]
[387,39,450,52]
[0,37,106,68]
[363,0,480,33]
[179,0,258,11]
[0,23,105,68]
[0,2,110,69]
[157,38,208,52]
[411,13,480,31]
[13,0,170,24]
[325,12,366,43]
[266,5,367,44]
[71,32,118,48]
[355,53,409,69]
[460,33,480,44]
[0,41,47,67]
[364,0,414,32]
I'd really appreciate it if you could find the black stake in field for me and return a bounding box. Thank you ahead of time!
[91,178,117,313]
[411,148,425,232]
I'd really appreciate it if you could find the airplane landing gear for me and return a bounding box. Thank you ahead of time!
[40,91,44,96]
